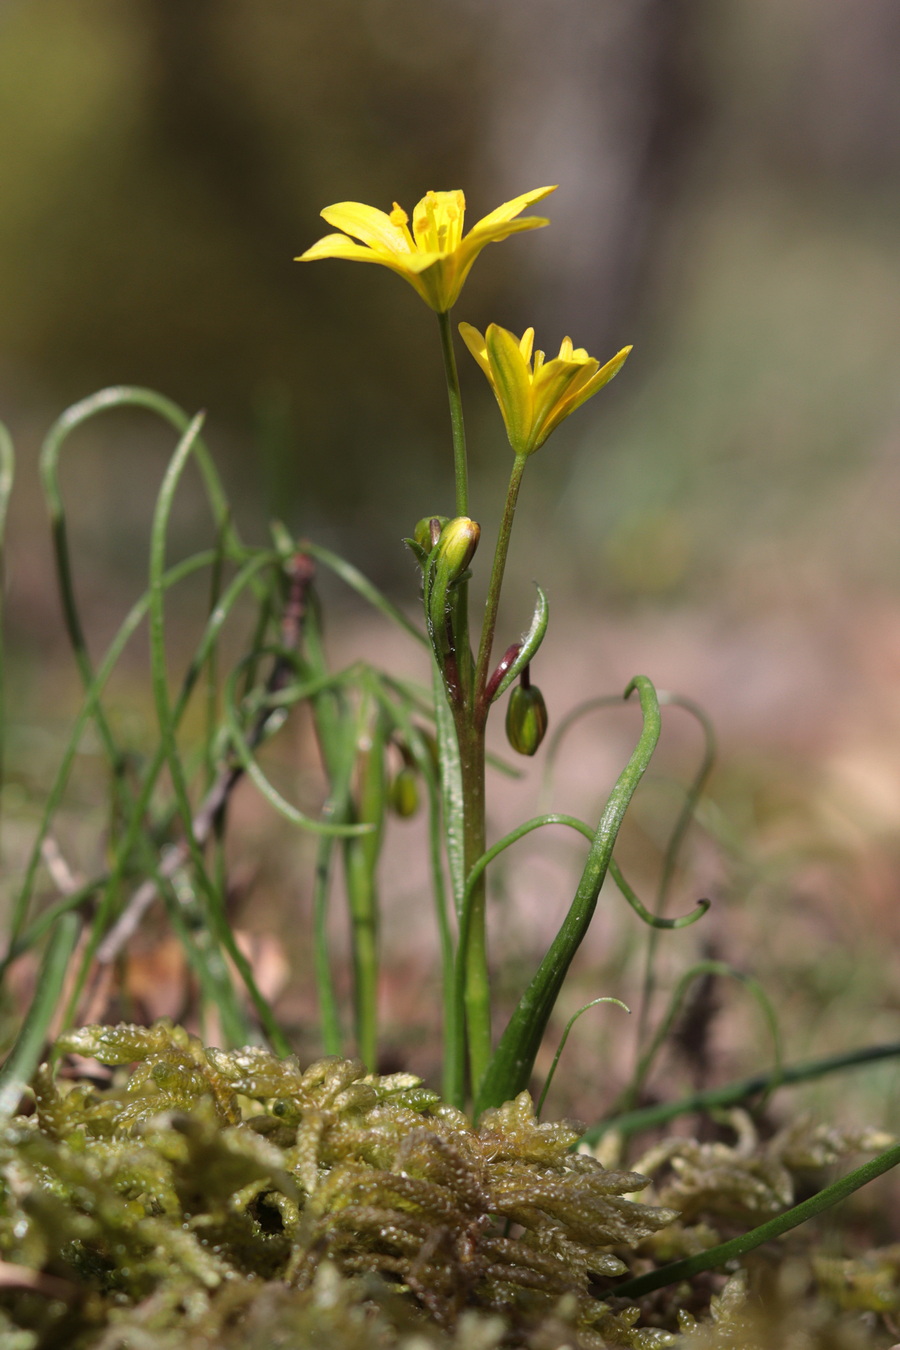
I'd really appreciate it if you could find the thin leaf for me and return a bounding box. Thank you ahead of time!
[475,676,661,1117]
[0,915,81,1117]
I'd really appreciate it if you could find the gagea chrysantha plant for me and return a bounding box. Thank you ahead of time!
[1,180,899,1349]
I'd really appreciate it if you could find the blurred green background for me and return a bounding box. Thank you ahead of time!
[1,0,895,591]
[3,0,899,605]
[4,0,900,1102]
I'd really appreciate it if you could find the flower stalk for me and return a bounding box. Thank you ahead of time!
[438,310,469,518]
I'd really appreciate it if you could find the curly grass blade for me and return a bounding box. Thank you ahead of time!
[612,1140,900,1300]
[148,414,283,1050]
[37,389,246,789]
[0,914,81,1117]
[223,661,372,838]
[456,813,594,1112]
[637,691,717,1047]
[61,549,284,1018]
[620,960,782,1117]
[475,677,661,1117]
[537,997,629,1118]
[3,549,220,965]
[608,859,710,929]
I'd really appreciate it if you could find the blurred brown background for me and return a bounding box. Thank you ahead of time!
[3,0,900,1109]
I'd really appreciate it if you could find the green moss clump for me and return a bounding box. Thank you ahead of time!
[1,1024,897,1348]
[0,1020,678,1348]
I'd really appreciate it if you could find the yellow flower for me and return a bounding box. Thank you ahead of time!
[296,187,556,313]
[458,322,631,456]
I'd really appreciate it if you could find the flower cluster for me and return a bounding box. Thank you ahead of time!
[299,184,630,451]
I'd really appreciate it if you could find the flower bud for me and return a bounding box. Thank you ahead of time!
[413,515,450,551]
[505,683,548,756]
[389,766,420,818]
[434,516,480,580]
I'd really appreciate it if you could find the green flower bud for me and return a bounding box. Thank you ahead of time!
[427,517,480,649]
[434,516,480,580]
[414,515,450,551]
[505,683,548,756]
[389,766,420,818]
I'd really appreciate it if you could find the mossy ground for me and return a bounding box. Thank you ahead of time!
[0,1021,896,1348]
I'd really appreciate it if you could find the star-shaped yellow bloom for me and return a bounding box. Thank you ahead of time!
[458,322,632,456]
[296,187,556,313]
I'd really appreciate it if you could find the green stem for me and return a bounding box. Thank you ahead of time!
[581,1040,900,1144]
[456,707,489,1096]
[453,456,529,1097]
[437,310,468,517]
[475,453,527,701]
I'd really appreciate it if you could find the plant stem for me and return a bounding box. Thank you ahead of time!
[437,310,468,517]
[475,454,527,700]
[580,1040,900,1144]
[455,705,489,1095]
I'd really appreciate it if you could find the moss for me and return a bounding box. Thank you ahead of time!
[1,1024,896,1348]
[0,1021,679,1348]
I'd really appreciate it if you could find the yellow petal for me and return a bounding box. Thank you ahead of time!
[460,214,551,258]
[319,201,413,256]
[485,324,534,454]
[472,185,557,232]
[577,345,632,401]
[530,359,597,448]
[296,234,389,263]
[534,347,632,446]
[518,328,535,362]
[397,249,446,275]
[458,322,492,382]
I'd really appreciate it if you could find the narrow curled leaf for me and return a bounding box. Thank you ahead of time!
[488,584,549,703]
[608,859,710,930]
[537,996,630,1117]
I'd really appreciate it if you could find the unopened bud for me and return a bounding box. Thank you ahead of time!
[434,516,480,580]
[414,515,450,551]
[389,766,420,818]
[505,683,548,756]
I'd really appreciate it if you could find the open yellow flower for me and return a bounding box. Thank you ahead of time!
[458,322,631,456]
[296,187,556,313]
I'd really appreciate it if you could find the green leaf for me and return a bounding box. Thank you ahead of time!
[488,584,549,703]
[474,676,661,1118]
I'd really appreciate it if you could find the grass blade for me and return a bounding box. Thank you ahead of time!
[0,914,81,1117]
